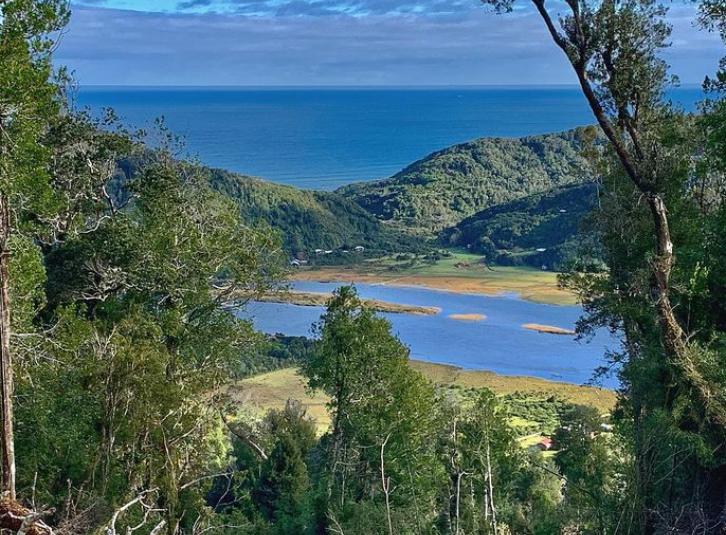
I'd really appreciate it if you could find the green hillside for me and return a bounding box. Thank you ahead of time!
[116,158,424,260]
[338,128,593,234]
[200,167,424,258]
[439,182,600,270]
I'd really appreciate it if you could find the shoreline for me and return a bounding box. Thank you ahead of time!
[408,360,616,411]
[449,313,487,321]
[290,266,577,306]
[522,323,576,335]
[257,290,441,315]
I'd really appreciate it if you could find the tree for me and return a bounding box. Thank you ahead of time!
[0,6,287,527]
[482,0,724,427]
[699,0,726,92]
[249,400,316,533]
[17,148,284,532]
[479,0,726,529]
[0,0,68,503]
[303,286,442,534]
[441,390,538,535]
[554,406,616,534]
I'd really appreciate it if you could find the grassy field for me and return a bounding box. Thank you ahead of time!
[228,367,331,434]
[293,252,576,305]
[408,361,616,413]
[229,360,617,434]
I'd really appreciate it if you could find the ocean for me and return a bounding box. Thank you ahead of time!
[76,86,703,190]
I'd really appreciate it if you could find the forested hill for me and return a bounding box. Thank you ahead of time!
[337,127,594,234]
[113,128,599,260]
[116,157,422,258]
[196,166,422,256]
[440,182,600,269]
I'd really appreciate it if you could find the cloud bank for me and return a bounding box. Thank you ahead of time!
[59,1,721,86]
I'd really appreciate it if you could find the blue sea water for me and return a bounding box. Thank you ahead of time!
[77,86,703,190]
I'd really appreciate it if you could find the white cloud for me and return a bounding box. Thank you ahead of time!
[58,3,721,85]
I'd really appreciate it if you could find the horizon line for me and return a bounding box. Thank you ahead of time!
[76,82,705,90]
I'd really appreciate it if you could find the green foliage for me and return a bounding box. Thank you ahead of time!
[554,406,621,533]
[561,114,726,528]
[13,124,285,532]
[440,182,602,269]
[0,0,68,206]
[303,286,443,533]
[199,166,426,258]
[4,2,723,533]
[237,335,318,378]
[502,392,572,437]
[251,401,316,533]
[338,128,592,234]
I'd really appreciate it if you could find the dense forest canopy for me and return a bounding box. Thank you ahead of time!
[116,155,426,260]
[337,128,593,233]
[0,0,723,534]
[439,182,601,270]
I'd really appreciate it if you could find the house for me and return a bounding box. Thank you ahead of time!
[536,437,553,451]
[354,245,365,252]
[314,249,323,254]
[290,259,301,267]
[559,209,568,213]
[536,248,547,252]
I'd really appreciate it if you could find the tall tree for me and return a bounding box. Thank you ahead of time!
[483,0,726,532]
[481,0,724,427]
[304,286,442,534]
[17,148,284,532]
[479,0,726,530]
[0,0,68,502]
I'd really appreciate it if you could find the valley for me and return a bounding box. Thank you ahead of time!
[171,127,601,273]
[5,3,721,531]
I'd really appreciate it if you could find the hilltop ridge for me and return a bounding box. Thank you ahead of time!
[337,127,594,234]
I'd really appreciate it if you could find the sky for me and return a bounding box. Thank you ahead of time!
[56,0,722,86]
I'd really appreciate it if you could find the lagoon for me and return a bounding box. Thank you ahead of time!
[237,281,620,388]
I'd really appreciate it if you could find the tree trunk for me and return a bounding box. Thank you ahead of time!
[0,194,15,500]
[484,435,497,534]
[454,471,463,535]
[529,0,726,427]
[647,194,684,354]
[380,435,393,535]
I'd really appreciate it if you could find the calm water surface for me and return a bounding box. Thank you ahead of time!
[77,86,702,190]
[237,281,620,387]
